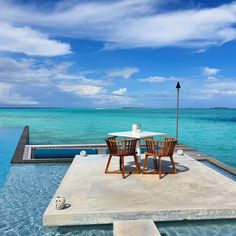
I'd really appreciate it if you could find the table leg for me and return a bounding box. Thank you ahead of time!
[136,139,141,163]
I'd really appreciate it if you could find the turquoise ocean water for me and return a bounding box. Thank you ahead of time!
[0,108,235,167]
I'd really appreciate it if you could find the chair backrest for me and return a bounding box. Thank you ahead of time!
[106,136,118,154]
[163,136,177,156]
[105,137,137,156]
[145,136,177,156]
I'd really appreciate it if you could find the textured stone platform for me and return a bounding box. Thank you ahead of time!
[113,219,161,236]
[43,154,236,226]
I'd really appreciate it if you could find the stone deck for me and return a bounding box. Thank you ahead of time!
[113,219,161,236]
[43,154,236,226]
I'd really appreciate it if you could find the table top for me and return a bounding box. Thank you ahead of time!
[108,131,166,139]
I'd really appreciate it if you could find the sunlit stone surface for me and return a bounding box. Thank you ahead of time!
[44,154,236,226]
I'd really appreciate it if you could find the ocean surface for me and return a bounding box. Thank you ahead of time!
[0,108,235,168]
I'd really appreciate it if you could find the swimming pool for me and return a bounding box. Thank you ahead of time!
[0,127,236,235]
[33,147,98,159]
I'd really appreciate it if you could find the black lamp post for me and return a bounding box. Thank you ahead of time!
[176,81,181,142]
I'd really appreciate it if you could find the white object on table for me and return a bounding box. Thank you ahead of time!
[80,150,87,157]
[108,131,166,162]
[132,124,141,133]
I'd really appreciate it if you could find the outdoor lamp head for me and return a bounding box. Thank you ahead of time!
[176,81,181,89]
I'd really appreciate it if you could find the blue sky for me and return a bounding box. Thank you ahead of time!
[0,0,236,108]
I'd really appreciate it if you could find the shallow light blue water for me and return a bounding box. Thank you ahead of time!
[0,163,113,236]
[0,127,236,235]
[0,127,22,187]
[0,108,235,167]
[157,220,236,235]
[0,128,112,235]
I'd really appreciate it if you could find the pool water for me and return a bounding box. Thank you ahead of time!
[34,148,98,159]
[157,220,236,235]
[0,163,113,236]
[0,127,23,188]
[0,127,236,235]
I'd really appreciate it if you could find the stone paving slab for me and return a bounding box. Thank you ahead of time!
[113,219,161,236]
[43,154,236,226]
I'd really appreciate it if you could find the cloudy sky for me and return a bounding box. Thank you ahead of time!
[0,0,236,108]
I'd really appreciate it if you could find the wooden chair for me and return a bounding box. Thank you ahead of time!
[105,137,140,178]
[142,137,177,179]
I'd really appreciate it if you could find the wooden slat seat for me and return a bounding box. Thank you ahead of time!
[105,137,140,178]
[142,136,177,179]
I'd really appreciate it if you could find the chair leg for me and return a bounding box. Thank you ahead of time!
[158,157,162,179]
[142,154,148,174]
[134,155,140,174]
[170,155,177,174]
[119,156,122,171]
[121,156,125,178]
[105,154,112,173]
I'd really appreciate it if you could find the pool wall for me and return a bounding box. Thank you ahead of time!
[11,125,29,164]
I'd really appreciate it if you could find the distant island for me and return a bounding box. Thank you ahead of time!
[122,107,149,109]
[211,107,230,109]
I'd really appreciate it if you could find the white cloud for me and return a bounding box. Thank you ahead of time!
[0,0,154,28]
[79,77,108,86]
[139,76,164,83]
[0,22,71,56]
[58,84,105,96]
[107,67,139,79]
[112,88,128,95]
[3,1,236,50]
[0,82,38,105]
[0,57,73,85]
[105,2,236,49]
[139,76,177,83]
[205,81,236,96]
[0,57,106,86]
[94,94,136,106]
[58,83,134,106]
[192,78,236,100]
[202,67,220,77]
[0,56,113,104]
